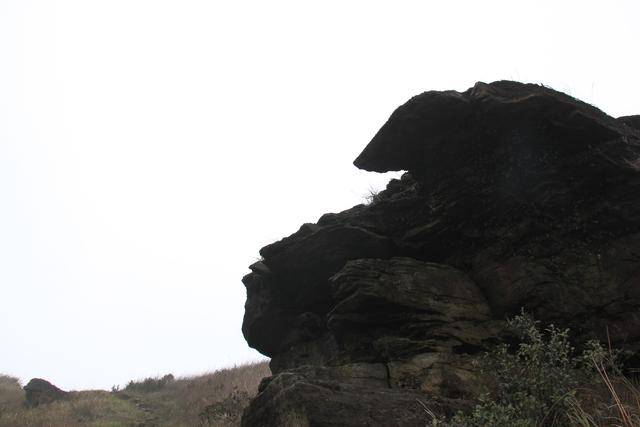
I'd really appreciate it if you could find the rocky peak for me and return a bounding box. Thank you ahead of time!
[240,81,640,426]
[354,81,637,177]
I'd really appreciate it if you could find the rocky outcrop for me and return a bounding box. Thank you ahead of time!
[24,378,68,407]
[240,81,640,426]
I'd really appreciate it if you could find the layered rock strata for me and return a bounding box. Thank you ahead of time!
[241,81,640,426]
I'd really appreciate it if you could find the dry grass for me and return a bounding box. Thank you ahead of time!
[0,390,146,427]
[0,375,24,418]
[567,368,640,427]
[0,361,270,427]
[125,361,271,426]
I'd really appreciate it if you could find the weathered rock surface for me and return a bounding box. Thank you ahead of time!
[240,81,640,426]
[242,369,436,427]
[24,378,68,407]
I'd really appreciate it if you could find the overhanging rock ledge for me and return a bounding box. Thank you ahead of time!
[240,80,640,426]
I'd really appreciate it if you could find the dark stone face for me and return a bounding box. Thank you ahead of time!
[239,81,640,426]
[619,115,640,130]
[24,378,68,407]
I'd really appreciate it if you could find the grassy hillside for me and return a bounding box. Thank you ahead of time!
[0,361,270,427]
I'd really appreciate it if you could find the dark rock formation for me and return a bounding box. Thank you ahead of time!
[620,115,640,130]
[24,378,68,407]
[240,81,640,426]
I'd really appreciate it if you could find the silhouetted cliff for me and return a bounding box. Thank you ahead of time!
[241,81,640,426]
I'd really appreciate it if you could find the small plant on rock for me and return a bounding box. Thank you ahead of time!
[363,187,382,205]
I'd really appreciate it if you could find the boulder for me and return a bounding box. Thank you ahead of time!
[24,378,68,407]
[240,81,640,425]
[241,368,443,427]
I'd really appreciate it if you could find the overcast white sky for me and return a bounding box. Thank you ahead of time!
[1,1,639,390]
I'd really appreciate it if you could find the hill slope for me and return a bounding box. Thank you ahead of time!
[0,361,269,427]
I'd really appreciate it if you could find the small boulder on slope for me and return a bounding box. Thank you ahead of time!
[24,378,68,407]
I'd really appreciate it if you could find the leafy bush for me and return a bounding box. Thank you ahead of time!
[448,310,630,427]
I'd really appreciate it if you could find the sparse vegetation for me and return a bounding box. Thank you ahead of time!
[0,361,269,427]
[124,373,175,394]
[431,311,640,426]
[0,375,23,419]
[199,390,251,426]
[364,187,382,205]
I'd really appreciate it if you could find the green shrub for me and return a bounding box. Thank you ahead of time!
[449,310,618,427]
